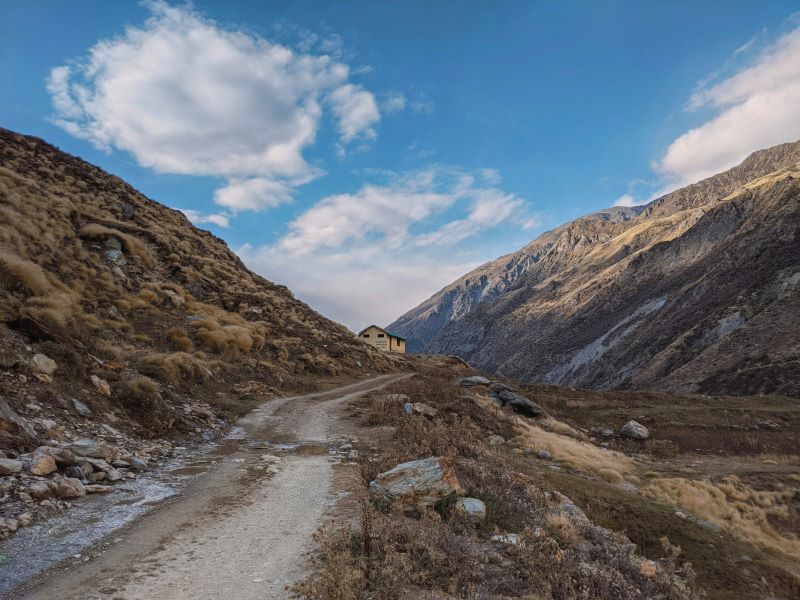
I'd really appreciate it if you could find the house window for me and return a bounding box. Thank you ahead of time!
[378,333,385,337]
[363,334,370,337]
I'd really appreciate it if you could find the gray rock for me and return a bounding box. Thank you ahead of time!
[382,393,409,403]
[0,458,23,475]
[601,428,614,438]
[72,398,93,417]
[758,420,779,430]
[126,456,148,471]
[490,533,519,545]
[507,395,546,418]
[67,438,117,460]
[616,481,640,495]
[458,375,491,387]
[0,517,19,534]
[31,353,57,376]
[35,446,75,466]
[490,382,513,393]
[454,497,486,523]
[620,420,649,440]
[369,456,464,508]
[105,249,126,265]
[537,450,552,460]
[105,468,123,482]
[52,476,86,498]
[403,402,413,415]
[488,435,506,446]
[27,481,54,500]
[84,484,113,494]
[407,402,438,418]
[0,399,39,445]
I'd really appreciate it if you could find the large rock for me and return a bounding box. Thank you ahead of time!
[72,398,93,417]
[0,399,38,447]
[67,438,117,460]
[27,480,54,500]
[402,402,438,418]
[620,420,649,440]
[505,394,546,418]
[29,452,57,476]
[0,458,23,475]
[31,353,57,376]
[90,375,111,397]
[454,497,486,523]
[458,375,491,387]
[370,456,464,508]
[35,446,75,466]
[52,476,86,498]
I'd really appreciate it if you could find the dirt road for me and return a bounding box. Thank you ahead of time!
[16,373,410,600]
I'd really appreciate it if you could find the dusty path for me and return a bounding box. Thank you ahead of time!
[16,373,411,600]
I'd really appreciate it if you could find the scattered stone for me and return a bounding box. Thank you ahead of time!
[126,457,148,471]
[639,559,661,578]
[537,450,552,460]
[162,289,185,307]
[490,533,519,545]
[84,484,113,494]
[83,457,112,472]
[112,459,129,468]
[18,492,33,503]
[31,353,57,376]
[454,497,486,523]
[405,402,438,418]
[369,456,464,508]
[0,458,23,475]
[498,391,546,418]
[458,375,491,387]
[616,481,640,495]
[52,476,86,499]
[0,399,38,445]
[601,429,614,438]
[90,375,112,397]
[72,398,93,417]
[620,420,649,440]
[35,446,75,466]
[489,382,513,393]
[29,453,57,476]
[488,435,506,446]
[16,512,33,527]
[347,450,359,461]
[600,442,610,448]
[758,420,779,430]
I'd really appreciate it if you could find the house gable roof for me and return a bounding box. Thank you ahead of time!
[357,324,407,341]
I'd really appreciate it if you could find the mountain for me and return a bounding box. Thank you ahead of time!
[0,127,395,436]
[389,141,800,397]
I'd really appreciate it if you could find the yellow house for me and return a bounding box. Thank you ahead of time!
[357,325,406,353]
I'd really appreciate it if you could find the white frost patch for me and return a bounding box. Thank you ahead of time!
[545,297,666,383]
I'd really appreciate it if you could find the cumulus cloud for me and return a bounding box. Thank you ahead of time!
[328,83,380,143]
[241,167,537,329]
[178,209,230,228]
[214,177,295,212]
[381,92,407,114]
[655,25,800,187]
[46,1,381,216]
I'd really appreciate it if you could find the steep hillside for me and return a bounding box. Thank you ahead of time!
[0,127,397,440]
[390,142,800,396]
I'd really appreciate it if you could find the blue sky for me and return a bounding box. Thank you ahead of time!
[3,1,800,329]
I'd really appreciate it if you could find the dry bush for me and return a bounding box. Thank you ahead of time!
[644,475,800,560]
[598,468,625,483]
[117,376,174,434]
[167,327,193,352]
[0,250,52,295]
[140,352,212,386]
[136,289,159,305]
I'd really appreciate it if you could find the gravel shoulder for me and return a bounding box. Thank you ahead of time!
[15,373,410,600]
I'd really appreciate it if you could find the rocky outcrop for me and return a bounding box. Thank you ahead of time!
[390,141,800,397]
[369,456,464,508]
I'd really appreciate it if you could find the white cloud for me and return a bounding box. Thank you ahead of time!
[381,92,407,114]
[214,177,295,212]
[328,83,380,143]
[178,208,230,228]
[241,167,537,329]
[613,193,643,207]
[479,168,502,185]
[656,25,800,187]
[46,0,381,213]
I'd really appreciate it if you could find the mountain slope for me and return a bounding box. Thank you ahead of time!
[0,127,395,436]
[389,142,800,396]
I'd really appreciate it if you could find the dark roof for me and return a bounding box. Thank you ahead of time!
[357,324,406,341]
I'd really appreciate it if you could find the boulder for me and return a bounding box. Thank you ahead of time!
[90,375,112,397]
[83,457,112,472]
[27,480,54,500]
[67,438,117,461]
[106,468,123,482]
[126,456,148,471]
[31,353,57,376]
[458,376,491,387]
[537,450,552,460]
[52,476,86,499]
[620,420,649,440]
[0,399,38,446]
[490,533,519,545]
[369,456,464,508]
[0,517,18,534]
[488,435,506,446]
[35,446,75,466]
[0,458,23,475]
[454,497,486,523]
[490,382,513,394]
[72,398,93,417]
[29,452,57,476]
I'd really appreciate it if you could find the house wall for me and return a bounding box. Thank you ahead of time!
[359,326,405,353]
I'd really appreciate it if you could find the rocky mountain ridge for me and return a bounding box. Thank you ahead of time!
[389,141,800,397]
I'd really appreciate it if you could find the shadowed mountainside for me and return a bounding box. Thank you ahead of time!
[389,141,800,397]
